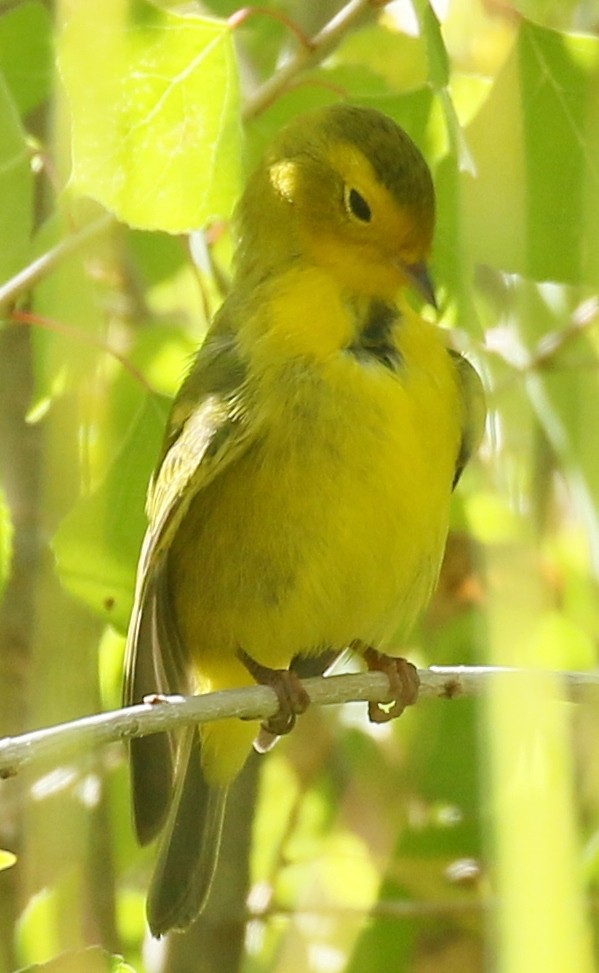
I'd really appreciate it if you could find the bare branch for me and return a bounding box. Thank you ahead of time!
[1,666,598,779]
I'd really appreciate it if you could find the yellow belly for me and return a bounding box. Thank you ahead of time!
[168,302,463,785]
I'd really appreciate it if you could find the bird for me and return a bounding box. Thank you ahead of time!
[123,102,486,937]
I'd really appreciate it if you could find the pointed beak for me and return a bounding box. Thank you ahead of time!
[405,261,437,309]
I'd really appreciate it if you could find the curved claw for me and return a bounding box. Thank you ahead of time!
[238,648,310,735]
[362,646,420,723]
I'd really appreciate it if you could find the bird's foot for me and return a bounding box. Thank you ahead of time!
[238,648,310,735]
[363,646,420,723]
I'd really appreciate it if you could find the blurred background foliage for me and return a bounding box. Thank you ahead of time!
[0,0,599,971]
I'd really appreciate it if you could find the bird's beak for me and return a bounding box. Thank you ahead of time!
[405,261,437,309]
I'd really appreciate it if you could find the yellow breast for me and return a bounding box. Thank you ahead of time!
[173,266,462,673]
[169,268,463,784]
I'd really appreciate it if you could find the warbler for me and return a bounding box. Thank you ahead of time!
[124,103,485,936]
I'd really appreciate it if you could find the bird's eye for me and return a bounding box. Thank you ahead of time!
[344,186,372,223]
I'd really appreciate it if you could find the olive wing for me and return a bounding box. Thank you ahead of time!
[123,335,254,844]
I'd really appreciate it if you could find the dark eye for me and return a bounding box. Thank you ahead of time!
[344,186,371,223]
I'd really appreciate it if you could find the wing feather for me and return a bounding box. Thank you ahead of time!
[123,333,254,844]
[449,349,486,488]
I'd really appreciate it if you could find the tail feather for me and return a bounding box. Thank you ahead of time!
[130,734,174,847]
[125,561,192,846]
[146,727,228,937]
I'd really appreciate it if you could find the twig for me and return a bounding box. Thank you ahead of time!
[10,310,153,390]
[1,666,598,779]
[241,0,383,119]
[228,6,314,50]
[530,296,599,371]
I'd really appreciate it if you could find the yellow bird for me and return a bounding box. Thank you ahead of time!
[124,103,485,936]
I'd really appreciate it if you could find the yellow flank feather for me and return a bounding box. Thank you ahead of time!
[124,103,485,936]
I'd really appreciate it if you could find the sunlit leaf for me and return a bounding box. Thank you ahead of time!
[57,0,241,231]
[14,946,136,972]
[465,20,599,285]
[412,0,449,88]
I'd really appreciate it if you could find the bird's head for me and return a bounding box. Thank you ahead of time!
[237,104,436,305]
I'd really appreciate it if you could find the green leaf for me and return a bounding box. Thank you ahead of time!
[57,0,241,232]
[14,946,135,972]
[52,394,166,632]
[412,0,449,89]
[0,71,33,281]
[465,20,599,285]
[0,2,53,115]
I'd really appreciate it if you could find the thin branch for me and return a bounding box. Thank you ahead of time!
[530,295,599,371]
[241,0,384,119]
[1,666,598,779]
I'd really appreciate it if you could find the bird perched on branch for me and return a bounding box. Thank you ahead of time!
[124,102,486,936]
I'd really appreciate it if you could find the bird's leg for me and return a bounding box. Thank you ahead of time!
[361,645,420,723]
[238,648,311,735]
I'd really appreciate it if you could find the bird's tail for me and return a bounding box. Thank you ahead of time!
[146,726,228,937]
